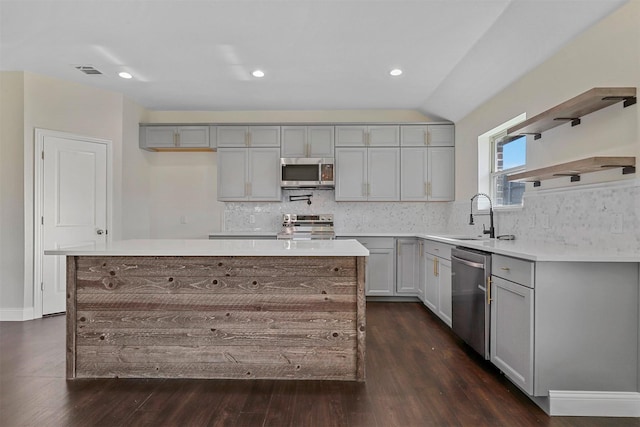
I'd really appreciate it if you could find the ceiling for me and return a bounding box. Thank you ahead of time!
[0,0,627,122]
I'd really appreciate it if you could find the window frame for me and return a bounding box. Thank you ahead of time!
[476,113,527,211]
[489,131,526,207]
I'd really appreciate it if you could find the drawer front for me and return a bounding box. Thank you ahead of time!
[423,240,454,260]
[492,254,534,288]
[354,237,395,249]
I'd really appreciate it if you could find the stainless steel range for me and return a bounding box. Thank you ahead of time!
[276,214,335,240]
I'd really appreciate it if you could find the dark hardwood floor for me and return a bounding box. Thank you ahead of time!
[1,302,636,427]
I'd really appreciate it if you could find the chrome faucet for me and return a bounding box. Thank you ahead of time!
[469,193,495,238]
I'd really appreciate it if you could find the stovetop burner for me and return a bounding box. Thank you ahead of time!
[276,214,335,240]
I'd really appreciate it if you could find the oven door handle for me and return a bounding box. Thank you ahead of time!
[451,254,485,269]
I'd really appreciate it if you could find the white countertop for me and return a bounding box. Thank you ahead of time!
[418,234,640,262]
[44,239,369,257]
[209,232,639,262]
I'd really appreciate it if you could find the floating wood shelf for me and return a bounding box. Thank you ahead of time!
[507,156,636,187]
[503,87,636,142]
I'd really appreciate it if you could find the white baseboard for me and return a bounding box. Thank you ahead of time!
[0,307,35,321]
[549,390,640,417]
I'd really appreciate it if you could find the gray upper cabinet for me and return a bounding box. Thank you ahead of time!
[281,126,334,158]
[140,125,213,151]
[217,147,281,201]
[400,124,454,147]
[400,124,454,201]
[217,126,280,148]
[335,125,399,147]
[335,147,400,201]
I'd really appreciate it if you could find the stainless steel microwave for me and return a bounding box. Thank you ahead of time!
[280,158,335,189]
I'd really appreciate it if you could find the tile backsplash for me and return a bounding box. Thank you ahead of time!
[224,180,640,251]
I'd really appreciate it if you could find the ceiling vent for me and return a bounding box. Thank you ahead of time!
[75,65,102,75]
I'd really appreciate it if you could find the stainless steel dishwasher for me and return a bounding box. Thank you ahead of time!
[451,247,491,359]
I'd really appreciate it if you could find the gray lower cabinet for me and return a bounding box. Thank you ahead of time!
[396,238,419,294]
[349,237,395,296]
[422,240,453,326]
[490,255,639,402]
[490,274,534,395]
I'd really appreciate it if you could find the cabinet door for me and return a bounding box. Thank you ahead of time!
[423,253,439,313]
[335,148,367,201]
[250,126,280,147]
[396,238,419,294]
[490,276,534,395]
[400,125,429,147]
[217,148,248,201]
[368,126,399,146]
[401,147,429,201]
[144,126,177,148]
[177,126,210,148]
[366,247,396,296]
[248,148,281,201]
[437,258,452,327]
[428,147,454,201]
[417,241,425,302]
[307,126,334,157]
[427,124,454,147]
[281,126,306,157]
[335,126,367,147]
[218,127,248,147]
[368,148,400,201]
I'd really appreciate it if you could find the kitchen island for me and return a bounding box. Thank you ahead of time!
[45,239,368,381]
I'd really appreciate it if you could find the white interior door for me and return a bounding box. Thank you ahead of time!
[42,135,107,315]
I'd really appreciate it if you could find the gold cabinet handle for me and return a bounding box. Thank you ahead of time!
[487,277,492,304]
[367,183,370,196]
[174,132,178,147]
[426,130,431,145]
[419,242,423,257]
[424,182,428,196]
[427,182,432,197]
[500,267,511,271]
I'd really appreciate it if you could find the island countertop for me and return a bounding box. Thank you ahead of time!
[45,238,369,257]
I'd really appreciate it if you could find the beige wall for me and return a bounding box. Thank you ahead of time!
[142,109,435,124]
[0,72,129,318]
[0,72,26,314]
[455,0,639,199]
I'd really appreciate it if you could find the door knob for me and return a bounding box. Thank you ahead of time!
[96,229,104,235]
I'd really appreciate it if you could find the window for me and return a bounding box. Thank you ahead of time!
[477,113,526,209]
[490,132,526,206]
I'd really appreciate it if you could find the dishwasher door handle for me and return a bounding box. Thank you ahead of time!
[451,254,485,269]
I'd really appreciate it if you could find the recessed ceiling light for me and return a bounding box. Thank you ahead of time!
[389,69,403,77]
[118,72,133,79]
[252,69,265,78]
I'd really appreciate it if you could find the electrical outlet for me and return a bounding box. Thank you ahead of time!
[611,213,623,234]
[249,215,255,224]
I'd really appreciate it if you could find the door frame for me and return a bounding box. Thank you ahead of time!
[33,128,113,318]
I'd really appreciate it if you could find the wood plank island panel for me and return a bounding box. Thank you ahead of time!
[67,255,366,382]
